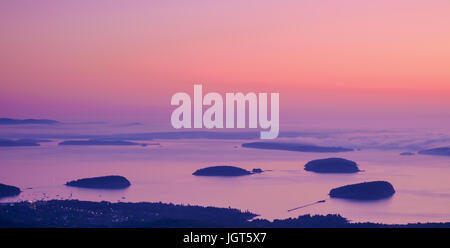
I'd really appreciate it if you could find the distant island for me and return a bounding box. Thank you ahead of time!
[418,147,450,157]
[2,200,450,227]
[193,166,253,177]
[400,152,415,156]
[304,158,360,173]
[0,118,59,125]
[0,183,21,199]
[242,142,353,153]
[330,181,395,200]
[58,140,146,146]
[65,176,131,189]
[0,139,40,147]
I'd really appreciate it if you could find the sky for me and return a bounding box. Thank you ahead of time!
[1,0,449,129]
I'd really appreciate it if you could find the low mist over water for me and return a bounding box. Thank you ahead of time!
[1,122,450,224]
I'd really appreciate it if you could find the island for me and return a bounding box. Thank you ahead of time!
[400,152,415,156]
[193,166,253,177]
[0,139,40,147]
[0,118,59,125]
[418,147,450,157]
[65,176,131,189]
[242,142,353,153]
[58,140,146,146]
[329,181,395,200]
[304,158,360,173]
[0,183,21,199]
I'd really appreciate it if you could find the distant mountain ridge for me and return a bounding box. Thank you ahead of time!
[58,140,145,146]
[0,139,40,147]
[418,147,450,156]
[0,118,59,125]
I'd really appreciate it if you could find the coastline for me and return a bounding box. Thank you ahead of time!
[2,200,450,228]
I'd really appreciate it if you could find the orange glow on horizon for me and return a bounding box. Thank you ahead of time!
[0,0,449,123]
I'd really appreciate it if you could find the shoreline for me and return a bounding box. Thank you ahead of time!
[1,199,450,228]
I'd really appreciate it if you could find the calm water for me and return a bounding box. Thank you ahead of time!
[1,128,450,224]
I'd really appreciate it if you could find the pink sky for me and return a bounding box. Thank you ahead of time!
[1,0,449,128]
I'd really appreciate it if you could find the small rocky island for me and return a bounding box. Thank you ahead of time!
[193,166,254,177]
[58,140,146,146]
[329,181,395,200]
[418,147,450,157]
[0,183,21,198]
[65,176,131,189]
[304,158,360,173]
[242,142,353,153]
